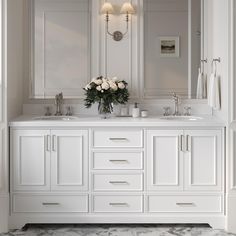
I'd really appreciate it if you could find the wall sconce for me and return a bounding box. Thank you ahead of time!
[101,2,135,41]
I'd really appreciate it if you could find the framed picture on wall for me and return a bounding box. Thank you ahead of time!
[159,37,180,57]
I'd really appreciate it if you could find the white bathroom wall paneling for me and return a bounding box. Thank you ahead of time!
[226,0,236,233]
[230,0,236,191]
[7,0,24,119]
[211,0,229,121]
[0,0,9,233]
[100,0,140,99]
[31,0,91,99]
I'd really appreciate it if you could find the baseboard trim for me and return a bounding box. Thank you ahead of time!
[0,194,9,233]
[226,193,236,233]
[9,214,225,230]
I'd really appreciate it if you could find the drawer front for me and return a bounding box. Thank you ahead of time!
[92,151,143,170]
[12,194,88,213]
[93,129,143,148]
[93,174,143,191]
[148,195,222,213]
[93,195,143,213]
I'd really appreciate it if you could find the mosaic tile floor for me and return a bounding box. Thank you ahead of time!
[1,224,236,236]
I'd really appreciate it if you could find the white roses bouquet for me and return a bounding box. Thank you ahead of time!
[84,76,129,116]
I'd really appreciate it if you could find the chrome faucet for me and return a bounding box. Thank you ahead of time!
[55,92,63,116]
[172,92,181,116]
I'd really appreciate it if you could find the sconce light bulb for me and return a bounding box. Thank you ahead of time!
[120,2,135,14]
[101,2,114,14]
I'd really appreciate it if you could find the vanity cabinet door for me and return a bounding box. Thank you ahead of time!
[12,129,51,191]
[147,130,184,191]
[51,130,88,191]
[184,130,222,191]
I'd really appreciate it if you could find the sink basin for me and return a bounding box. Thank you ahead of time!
[33,116,78,121]
[160,116,203,121]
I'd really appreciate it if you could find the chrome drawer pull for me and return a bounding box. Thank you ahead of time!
[109,203,128,206]
[109,138,128,141]
[109,160,128,163]
[180,135,184,152]
[186,135,191,152]
[109,181,129,185]
[52,135,57,152]
[42,203,60,206]
[176,203,194,206]
[46,135,51,151]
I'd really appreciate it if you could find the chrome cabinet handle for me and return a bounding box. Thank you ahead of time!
[109,203,128,206]
[42,203,60,206]
[176,203,194,206]
[46,135,51,151]
[186,135,190,152]
[109,138,128,141]
[109,181,129,185]
[109,160,128,163]
[180,135,184,152]
[52,135,56,151]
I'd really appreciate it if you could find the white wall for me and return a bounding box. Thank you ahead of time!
[227,0,236,233]
[0,0,8,232]
[210,0,229,122]
[7,0,24,120]
[2,1,24,231]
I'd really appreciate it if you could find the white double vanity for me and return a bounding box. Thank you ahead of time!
[9,116,225,228]
[3,0,235,232]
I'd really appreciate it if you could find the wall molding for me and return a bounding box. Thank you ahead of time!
[229,0,236,191]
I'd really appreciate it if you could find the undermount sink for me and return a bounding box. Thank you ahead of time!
[33,116,78,121]
[160,116,203,121]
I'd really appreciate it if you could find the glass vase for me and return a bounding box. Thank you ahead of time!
[98,99,113,119]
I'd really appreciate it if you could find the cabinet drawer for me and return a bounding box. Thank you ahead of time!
[12,194,88,213]
[92,151,143,170]
[93,174,143,191]
[93,130,143,148]
[93,195,143,212]
[148,195,222,213]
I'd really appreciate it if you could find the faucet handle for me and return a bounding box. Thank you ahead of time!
[44,106,52,116]
[163,106,171,116]
[184,106,191,116]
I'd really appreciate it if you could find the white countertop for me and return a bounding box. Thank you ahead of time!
[9,115,225,128]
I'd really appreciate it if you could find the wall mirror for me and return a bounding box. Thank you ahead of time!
[143,0,207,99]
[30,0,91,99]
[29,0,207,100]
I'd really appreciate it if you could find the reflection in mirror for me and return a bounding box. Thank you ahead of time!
[31,0,91,99]
[143,0,206,99]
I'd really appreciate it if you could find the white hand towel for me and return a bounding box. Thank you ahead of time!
[208,73,221,110]
[196,68,204,99]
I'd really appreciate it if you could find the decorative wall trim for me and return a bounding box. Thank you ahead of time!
[0,0,7,194]
[229,0,236,191]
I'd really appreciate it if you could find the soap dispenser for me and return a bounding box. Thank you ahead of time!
[132,103,140,118]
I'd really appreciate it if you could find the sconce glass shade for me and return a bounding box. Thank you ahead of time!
[101,2,115,14]
[120,2,135,14]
